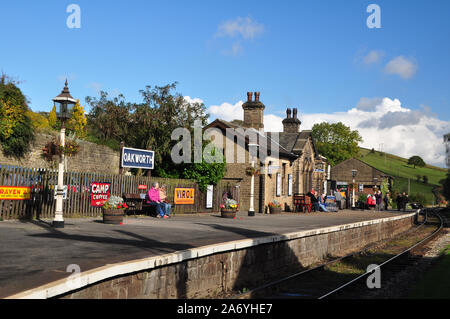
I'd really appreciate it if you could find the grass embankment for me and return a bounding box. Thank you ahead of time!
[359,148,447,205]
[408,244,450,298]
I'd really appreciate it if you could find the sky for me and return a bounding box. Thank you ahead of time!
[0,0,449,166]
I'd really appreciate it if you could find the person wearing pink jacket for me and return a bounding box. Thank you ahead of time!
[147,182,166,218]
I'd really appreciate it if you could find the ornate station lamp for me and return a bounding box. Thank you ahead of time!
[248,143,259,216]
[52,80,76,228]
[351,169,358,209]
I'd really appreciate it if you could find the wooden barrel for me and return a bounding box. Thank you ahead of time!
[221,208,236,219]
[269,206,282,214]
[102,209,124,224]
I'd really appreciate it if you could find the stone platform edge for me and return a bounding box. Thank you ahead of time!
[6,211,417,299]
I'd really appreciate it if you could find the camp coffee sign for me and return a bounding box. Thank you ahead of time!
[90,182,111,207]
[121,147,154,170]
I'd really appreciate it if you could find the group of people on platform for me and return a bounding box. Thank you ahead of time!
[306,190,329,212]
[146,182,171,219]
[365,189,409,212]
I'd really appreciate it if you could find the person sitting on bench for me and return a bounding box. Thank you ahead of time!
[147,182,166,218]
[158,184,171,218]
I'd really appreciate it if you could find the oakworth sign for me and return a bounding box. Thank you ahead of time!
[121,147,155,170]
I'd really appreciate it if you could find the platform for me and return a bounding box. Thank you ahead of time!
[0,209,416,298]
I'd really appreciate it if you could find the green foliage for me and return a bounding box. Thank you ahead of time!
[48,105,57,128]
[182,147,226,192]
[86,82,210,177]
[409,193,427,206]
[0,75,35,158]
[311,122,363,166]
[407,155,426,168]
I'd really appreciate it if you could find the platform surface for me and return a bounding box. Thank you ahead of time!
[0,209,413,298]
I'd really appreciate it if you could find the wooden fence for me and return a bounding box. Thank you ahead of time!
[0,164,242,220]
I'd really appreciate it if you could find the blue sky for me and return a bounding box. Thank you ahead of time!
[1,0,449,165]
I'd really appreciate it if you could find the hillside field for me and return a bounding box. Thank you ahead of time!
[358,148,447,205]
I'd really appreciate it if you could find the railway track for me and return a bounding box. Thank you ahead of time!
[232,208,445,299]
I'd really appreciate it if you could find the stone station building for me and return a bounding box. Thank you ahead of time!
[205,92,327,213]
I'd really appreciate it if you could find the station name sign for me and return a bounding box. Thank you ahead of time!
[121,147,154,170]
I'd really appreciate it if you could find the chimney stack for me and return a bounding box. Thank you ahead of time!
[242,91,265,130]
[282,107,301,133]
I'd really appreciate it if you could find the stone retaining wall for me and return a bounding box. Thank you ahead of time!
[57,214,415,299]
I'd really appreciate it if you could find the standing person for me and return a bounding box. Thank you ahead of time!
[396,193,403,211]
[147,182,165,218]
[402,192,409,212]
[383,192,390,211]
[375,190,382,211]
[334,189,343,210]
[158,184,171,219]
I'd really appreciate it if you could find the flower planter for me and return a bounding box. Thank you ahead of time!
[102,208,125,224]
[221,208,237,219]
[269,206,282,214]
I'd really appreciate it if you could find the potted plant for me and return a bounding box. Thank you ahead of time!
[268,200,282,214]
[220,198,239,218]
[102,195,128,224]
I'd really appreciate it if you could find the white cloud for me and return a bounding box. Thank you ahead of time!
[207,97,449,167]
[216,17,264,40]
[384,56,418,79]
[207,100,244,122]
[184,96,204,105]
[362,50,384,64]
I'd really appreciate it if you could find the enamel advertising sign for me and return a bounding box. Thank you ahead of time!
[0,186,31,200]
[90,182,111,207]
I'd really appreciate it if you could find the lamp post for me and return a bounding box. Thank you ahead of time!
[248,143,259,217]
[52,80,76,228]
[352,169,358,209]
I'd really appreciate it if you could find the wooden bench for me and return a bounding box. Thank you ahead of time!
[293,194,312,213]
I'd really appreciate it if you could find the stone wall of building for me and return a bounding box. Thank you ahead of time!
[60,214,415,299]
[0,133,120,174]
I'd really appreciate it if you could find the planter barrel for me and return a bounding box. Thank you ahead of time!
[269,206,282,214]
[221,208,237,219]
[102,208,125,224]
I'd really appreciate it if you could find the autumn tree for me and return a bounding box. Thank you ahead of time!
[0,74,34,157]
[67,99,87,138]
[48,105,57,128]
[311,122,363,166]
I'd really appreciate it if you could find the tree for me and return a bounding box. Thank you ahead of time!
[67,99,87,138]
[26,110,49,130]
[311,122,363,166]
[48,105,57,128]
[407,156,425,168]
[0,74,34,157]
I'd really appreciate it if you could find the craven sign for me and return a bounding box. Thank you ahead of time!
[0,186,31,200]
[121,147,154,170]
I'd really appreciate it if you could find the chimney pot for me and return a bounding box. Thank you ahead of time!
[254,92,260,102]
[293,108,298,119]
[287,108,292,118]
[247,92,253,102]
